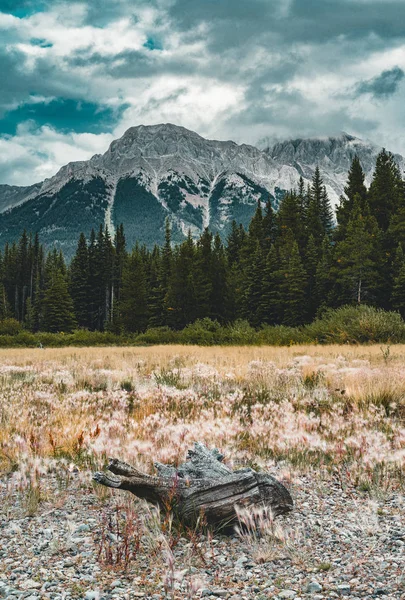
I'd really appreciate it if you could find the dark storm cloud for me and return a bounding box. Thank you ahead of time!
[168,0,405,48]
[356,66,405,98]
[0,46,91,116]
[1,0,405,185]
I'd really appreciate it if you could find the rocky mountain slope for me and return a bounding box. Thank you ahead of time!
[0,124,402,255]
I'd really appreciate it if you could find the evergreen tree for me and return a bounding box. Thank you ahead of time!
[333,198,381,304]
[258,245,281,325]
[369,149,403,231]
[262,198,277,251]
[120,246,148,332]
[42,271,77,333]
[307,167,334,244]
[226,220,245,267]
[166,232,196,329]
[336,155,368,239]
[278,237,307,326]
[391,244,405,317]
[194,228,213,319]
[211,234,229,322]
[70,233,90,327]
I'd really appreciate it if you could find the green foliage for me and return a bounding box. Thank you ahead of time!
[3,148,405,341]
[0,318,22,335]
[305,305,405,344]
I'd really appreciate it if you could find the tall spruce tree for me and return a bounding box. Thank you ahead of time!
[69,233,90,328]
[42,270,77,333]
[336,155,368,241]
[369,149,403,231]
[120,246,148,332]
[333,198,381,304]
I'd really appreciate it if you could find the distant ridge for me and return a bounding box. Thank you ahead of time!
[0,124,403,255]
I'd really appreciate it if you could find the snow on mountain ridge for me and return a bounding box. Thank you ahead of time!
[1,124,405,256]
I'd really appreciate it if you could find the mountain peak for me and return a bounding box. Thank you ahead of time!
[0,124,404,257]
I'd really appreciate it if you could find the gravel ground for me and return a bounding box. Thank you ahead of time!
[1,468,404,600]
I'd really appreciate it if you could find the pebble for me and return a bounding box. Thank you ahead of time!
[1,470,404,600]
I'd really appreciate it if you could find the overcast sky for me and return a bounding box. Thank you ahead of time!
[1,0,405,185]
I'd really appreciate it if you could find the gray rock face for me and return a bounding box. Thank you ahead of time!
[0,124,402,254]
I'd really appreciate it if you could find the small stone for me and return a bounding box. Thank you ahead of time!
[85,592,100,600]
[307,582,322,594]
[111,581,122,589]
[278,591,296,599]
[337,584,351,596]
[20,581,41,591]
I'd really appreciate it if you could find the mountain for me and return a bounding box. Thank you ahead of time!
[0,124,403,256]
[0,183,42,213]
[262,133,405,201]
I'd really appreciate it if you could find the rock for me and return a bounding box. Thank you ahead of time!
[202,590,228,598]
[85,592,100,600]
[111,581,122,589]
[278,591,297,599]
[306,582,322,594]
[20,580,41,591]
[337,584,351,596]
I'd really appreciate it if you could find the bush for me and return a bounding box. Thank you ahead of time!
[0,318,23,336]
[257,324,309,346]
[136,327,179,345]
[305,305,405,344]
[0,305,404,347]
[221,320,257,345]
[180,318,222,345]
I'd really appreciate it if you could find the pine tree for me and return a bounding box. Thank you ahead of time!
[194,228,213,319]
[305,234,321,320]
[333,198,381,304]
[262,198,277,251]
[211,234,229,322]
[307,167,333,244]
[315,237,333,314]
[279,238,307,326]
[166,232,196,329]
[336,155,368,239]
[391,244,405,317]
[69,233,90,328]
[258,245,281,325]
[369,149,403,231]
[42,271,77,333]
[120,246,148,332]
[226,220,245,267]
[277,191,305,248]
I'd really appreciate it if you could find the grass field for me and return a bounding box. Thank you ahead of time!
[1,345,405,598]
[1,344,404,494]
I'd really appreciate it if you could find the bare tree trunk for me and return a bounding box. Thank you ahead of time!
[93,443,293,526]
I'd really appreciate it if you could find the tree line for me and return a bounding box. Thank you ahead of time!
[1,148,405,333]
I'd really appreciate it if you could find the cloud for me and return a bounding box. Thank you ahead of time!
[1,0,405,184]
[355,66,405,98]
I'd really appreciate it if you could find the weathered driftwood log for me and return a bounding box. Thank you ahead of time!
[93,442,293,526]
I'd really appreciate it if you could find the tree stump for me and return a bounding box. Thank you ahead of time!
[93,442,293,526]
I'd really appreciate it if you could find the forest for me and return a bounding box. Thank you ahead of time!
[1,148,405,336]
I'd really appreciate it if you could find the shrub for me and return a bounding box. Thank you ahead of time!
[257,324,309,346]
[305,305,405,344]
[180,318,222,345]
[136,327,178,345]
[0,318,22,336]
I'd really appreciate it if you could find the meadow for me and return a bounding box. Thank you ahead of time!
[1,345,405,598]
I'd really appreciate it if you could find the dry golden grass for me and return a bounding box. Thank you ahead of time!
[0,342,402,371]
[1,344,404,496]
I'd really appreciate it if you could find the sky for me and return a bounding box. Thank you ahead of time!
[1,0,405,185]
